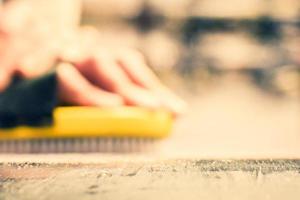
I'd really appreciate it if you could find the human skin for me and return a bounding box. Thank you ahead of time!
[0,0,186,115]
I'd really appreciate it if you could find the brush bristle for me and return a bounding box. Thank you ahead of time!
[0,138,160,153]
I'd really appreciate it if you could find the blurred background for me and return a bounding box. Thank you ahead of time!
[80,0,300,157]
[82,0,300,98]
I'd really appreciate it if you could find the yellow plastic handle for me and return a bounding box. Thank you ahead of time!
[0,107,173,140]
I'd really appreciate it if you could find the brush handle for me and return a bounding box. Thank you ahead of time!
[0,106,173,140]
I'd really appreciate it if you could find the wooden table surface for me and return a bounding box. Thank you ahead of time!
[0,74,299,199]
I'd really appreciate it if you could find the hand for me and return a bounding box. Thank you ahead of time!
[56,29,187,115]
[0,24,187,116]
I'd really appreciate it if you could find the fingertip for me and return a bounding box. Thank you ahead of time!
[154,87,188,116]
[169,98,188,116]
[121,85,162,109]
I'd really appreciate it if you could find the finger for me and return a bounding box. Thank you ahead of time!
[79,50,162,108]
[56,63,123,107]
[117,50,187,115]
[154,86,188,116]
[116,49,162,89]
[120,84,163,108]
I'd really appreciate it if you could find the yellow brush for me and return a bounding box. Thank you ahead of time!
[0,106,173,153]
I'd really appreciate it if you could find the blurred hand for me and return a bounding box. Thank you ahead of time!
[0,19,186,115]
[56,28,187,115]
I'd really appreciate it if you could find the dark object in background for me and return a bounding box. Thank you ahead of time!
[0,72,57,128]
[253,16,282,42]
[181,16,283,44]
[182,17,235,43]
[130,3,164,32]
